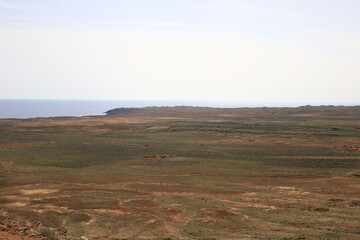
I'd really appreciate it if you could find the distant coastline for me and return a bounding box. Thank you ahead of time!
[0,99,359,119]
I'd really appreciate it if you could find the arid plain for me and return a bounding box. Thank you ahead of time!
[0,106,359,240]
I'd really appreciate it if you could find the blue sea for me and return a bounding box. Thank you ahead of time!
[0,99,357,119]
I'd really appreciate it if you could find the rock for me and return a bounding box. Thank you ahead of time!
[0,217,72,239]
[19,226,30,233]
[24,221,32,228]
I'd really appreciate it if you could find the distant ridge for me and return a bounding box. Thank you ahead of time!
[106,105,360,120]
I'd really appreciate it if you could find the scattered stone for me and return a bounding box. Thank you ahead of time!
[351,173,360,178]
[349,201,360,207]
[304,207,330,212]
[327,198,345,206]
[0,217,72,239]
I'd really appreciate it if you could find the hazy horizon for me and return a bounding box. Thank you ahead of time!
[0,99,359,119]
[1,98,359,106]
[1,1,359,103]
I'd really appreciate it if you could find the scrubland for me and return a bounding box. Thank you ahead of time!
[0,106,359,239]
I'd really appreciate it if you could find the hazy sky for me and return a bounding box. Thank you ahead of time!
[1,0,359,103]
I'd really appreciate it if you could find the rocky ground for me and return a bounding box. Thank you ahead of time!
[0,218,71,240]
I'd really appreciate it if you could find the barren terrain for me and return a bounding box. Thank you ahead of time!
[0,106,359,239]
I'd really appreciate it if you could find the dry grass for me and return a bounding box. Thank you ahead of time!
[0,106,359,239]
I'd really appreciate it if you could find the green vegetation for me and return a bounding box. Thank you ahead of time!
[40,227,57,240]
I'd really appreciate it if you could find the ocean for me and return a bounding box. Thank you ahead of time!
[0,99,257,119]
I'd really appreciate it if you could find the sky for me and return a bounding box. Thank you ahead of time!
[0,0,359,104]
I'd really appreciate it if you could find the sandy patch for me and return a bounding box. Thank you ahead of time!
[4,202,28,207]
[20,189,59,195]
